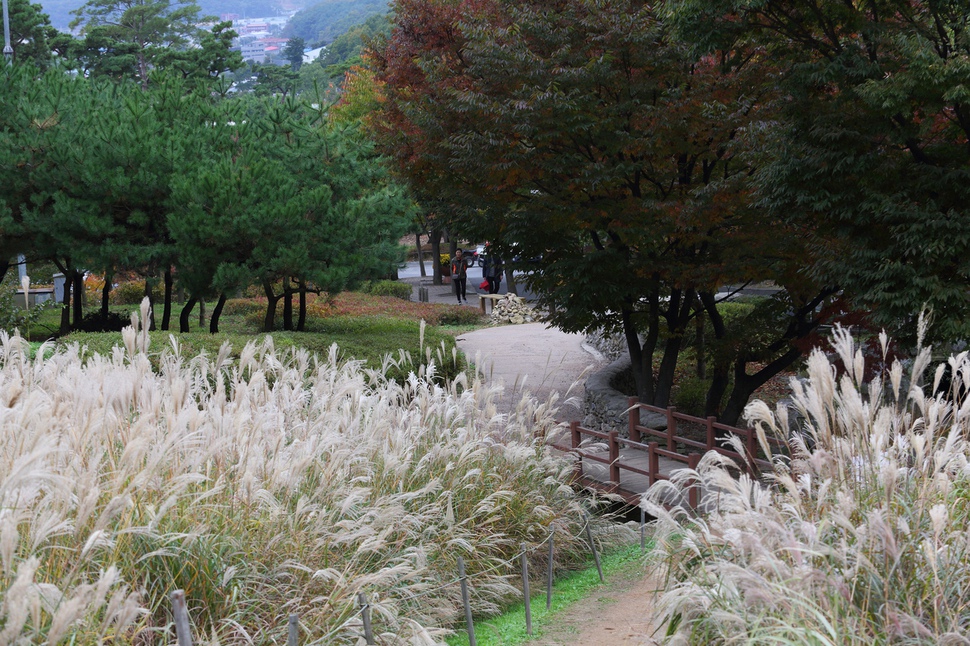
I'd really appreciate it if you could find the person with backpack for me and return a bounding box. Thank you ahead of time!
[451,248,470,303]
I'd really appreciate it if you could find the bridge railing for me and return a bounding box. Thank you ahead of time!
[555,397,788,506]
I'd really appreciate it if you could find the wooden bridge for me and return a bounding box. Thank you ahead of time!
[552,397,783,508]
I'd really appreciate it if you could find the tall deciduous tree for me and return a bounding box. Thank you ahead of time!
[671,0,970,342]
[371,0,835,422]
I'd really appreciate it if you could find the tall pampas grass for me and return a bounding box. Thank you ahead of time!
[0,307,597,644]
[645,323,970,645]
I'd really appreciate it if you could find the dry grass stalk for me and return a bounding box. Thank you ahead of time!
[0,308,599,644]
[645,324,970,645]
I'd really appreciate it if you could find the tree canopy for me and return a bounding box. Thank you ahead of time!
[371,0,842,423]
[668,0,970,342]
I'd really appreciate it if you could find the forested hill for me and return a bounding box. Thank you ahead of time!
[284,0,389,46]
[40,0,281,30]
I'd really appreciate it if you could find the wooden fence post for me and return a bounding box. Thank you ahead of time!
[628,396,640,443]
[746,428,757,467]
[520,544,532,636]
[688,453,701,509]
[570,421,583,480]
[170,590,193,646]
[608,430,620,486]
[287,614,299,646]
[648,442,660,486]
[458,557,476,646]
[546,533,554,611]
[583,511,604,583]
[358,592,375,645]
[666,407,677,452]
[640,507,646,553]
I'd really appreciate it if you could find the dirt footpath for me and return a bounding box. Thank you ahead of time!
[456,323,666,645]
[525,569,664,646]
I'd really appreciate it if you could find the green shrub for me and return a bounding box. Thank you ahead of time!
[438,305,488,326]
[110,281,149,305]
[672,377,710,416]
[361,279,412,301]
[220,298,264,317]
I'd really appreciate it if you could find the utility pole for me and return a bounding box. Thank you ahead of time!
[2,0,11,63]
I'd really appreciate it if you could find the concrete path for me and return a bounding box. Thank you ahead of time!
[455,323,605,422]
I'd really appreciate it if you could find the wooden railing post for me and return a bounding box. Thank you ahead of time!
[688,453,701,509]
[608,430,620,486]
[570,421,583,480]
[666,407,677,452]
[746,428,757,468]
[648,442,659,485]
[627,397,640,443]
[706,416,716,450]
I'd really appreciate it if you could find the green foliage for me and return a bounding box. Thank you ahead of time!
[286,0,389,47]
[0,285,59,338]
[315,12,390,82]
[358,279,412,300]
[6,0,60,68]
[67,0,242,89]
[282,36,305,71]
[109,281,149,305]
[669,0,970,342]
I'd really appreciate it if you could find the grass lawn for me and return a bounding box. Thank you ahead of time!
[20,291,489,382]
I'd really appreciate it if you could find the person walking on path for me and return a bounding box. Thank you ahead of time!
[452,248,469,303]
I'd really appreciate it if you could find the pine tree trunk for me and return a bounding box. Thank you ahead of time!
[101,271,112,318]
[263,280,278,332]
[161,269,173,331]
[179,296,197,333]
[297,280,307,331]
[72,271,84,330]
[210,293,227,334]
[282,278,293,331]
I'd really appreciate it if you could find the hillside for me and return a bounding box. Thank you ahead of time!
[39,0,284,31]
[284,0,389,46]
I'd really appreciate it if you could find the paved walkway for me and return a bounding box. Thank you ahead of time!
[454,323,604,422]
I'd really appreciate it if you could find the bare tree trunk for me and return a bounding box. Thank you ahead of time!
[430,229,443,285]
[415,233,426,277]
[503,267,518,296]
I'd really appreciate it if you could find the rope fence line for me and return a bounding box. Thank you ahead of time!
[169,507,647,645]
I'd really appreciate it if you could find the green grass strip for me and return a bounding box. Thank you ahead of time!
[447,543,650,646]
